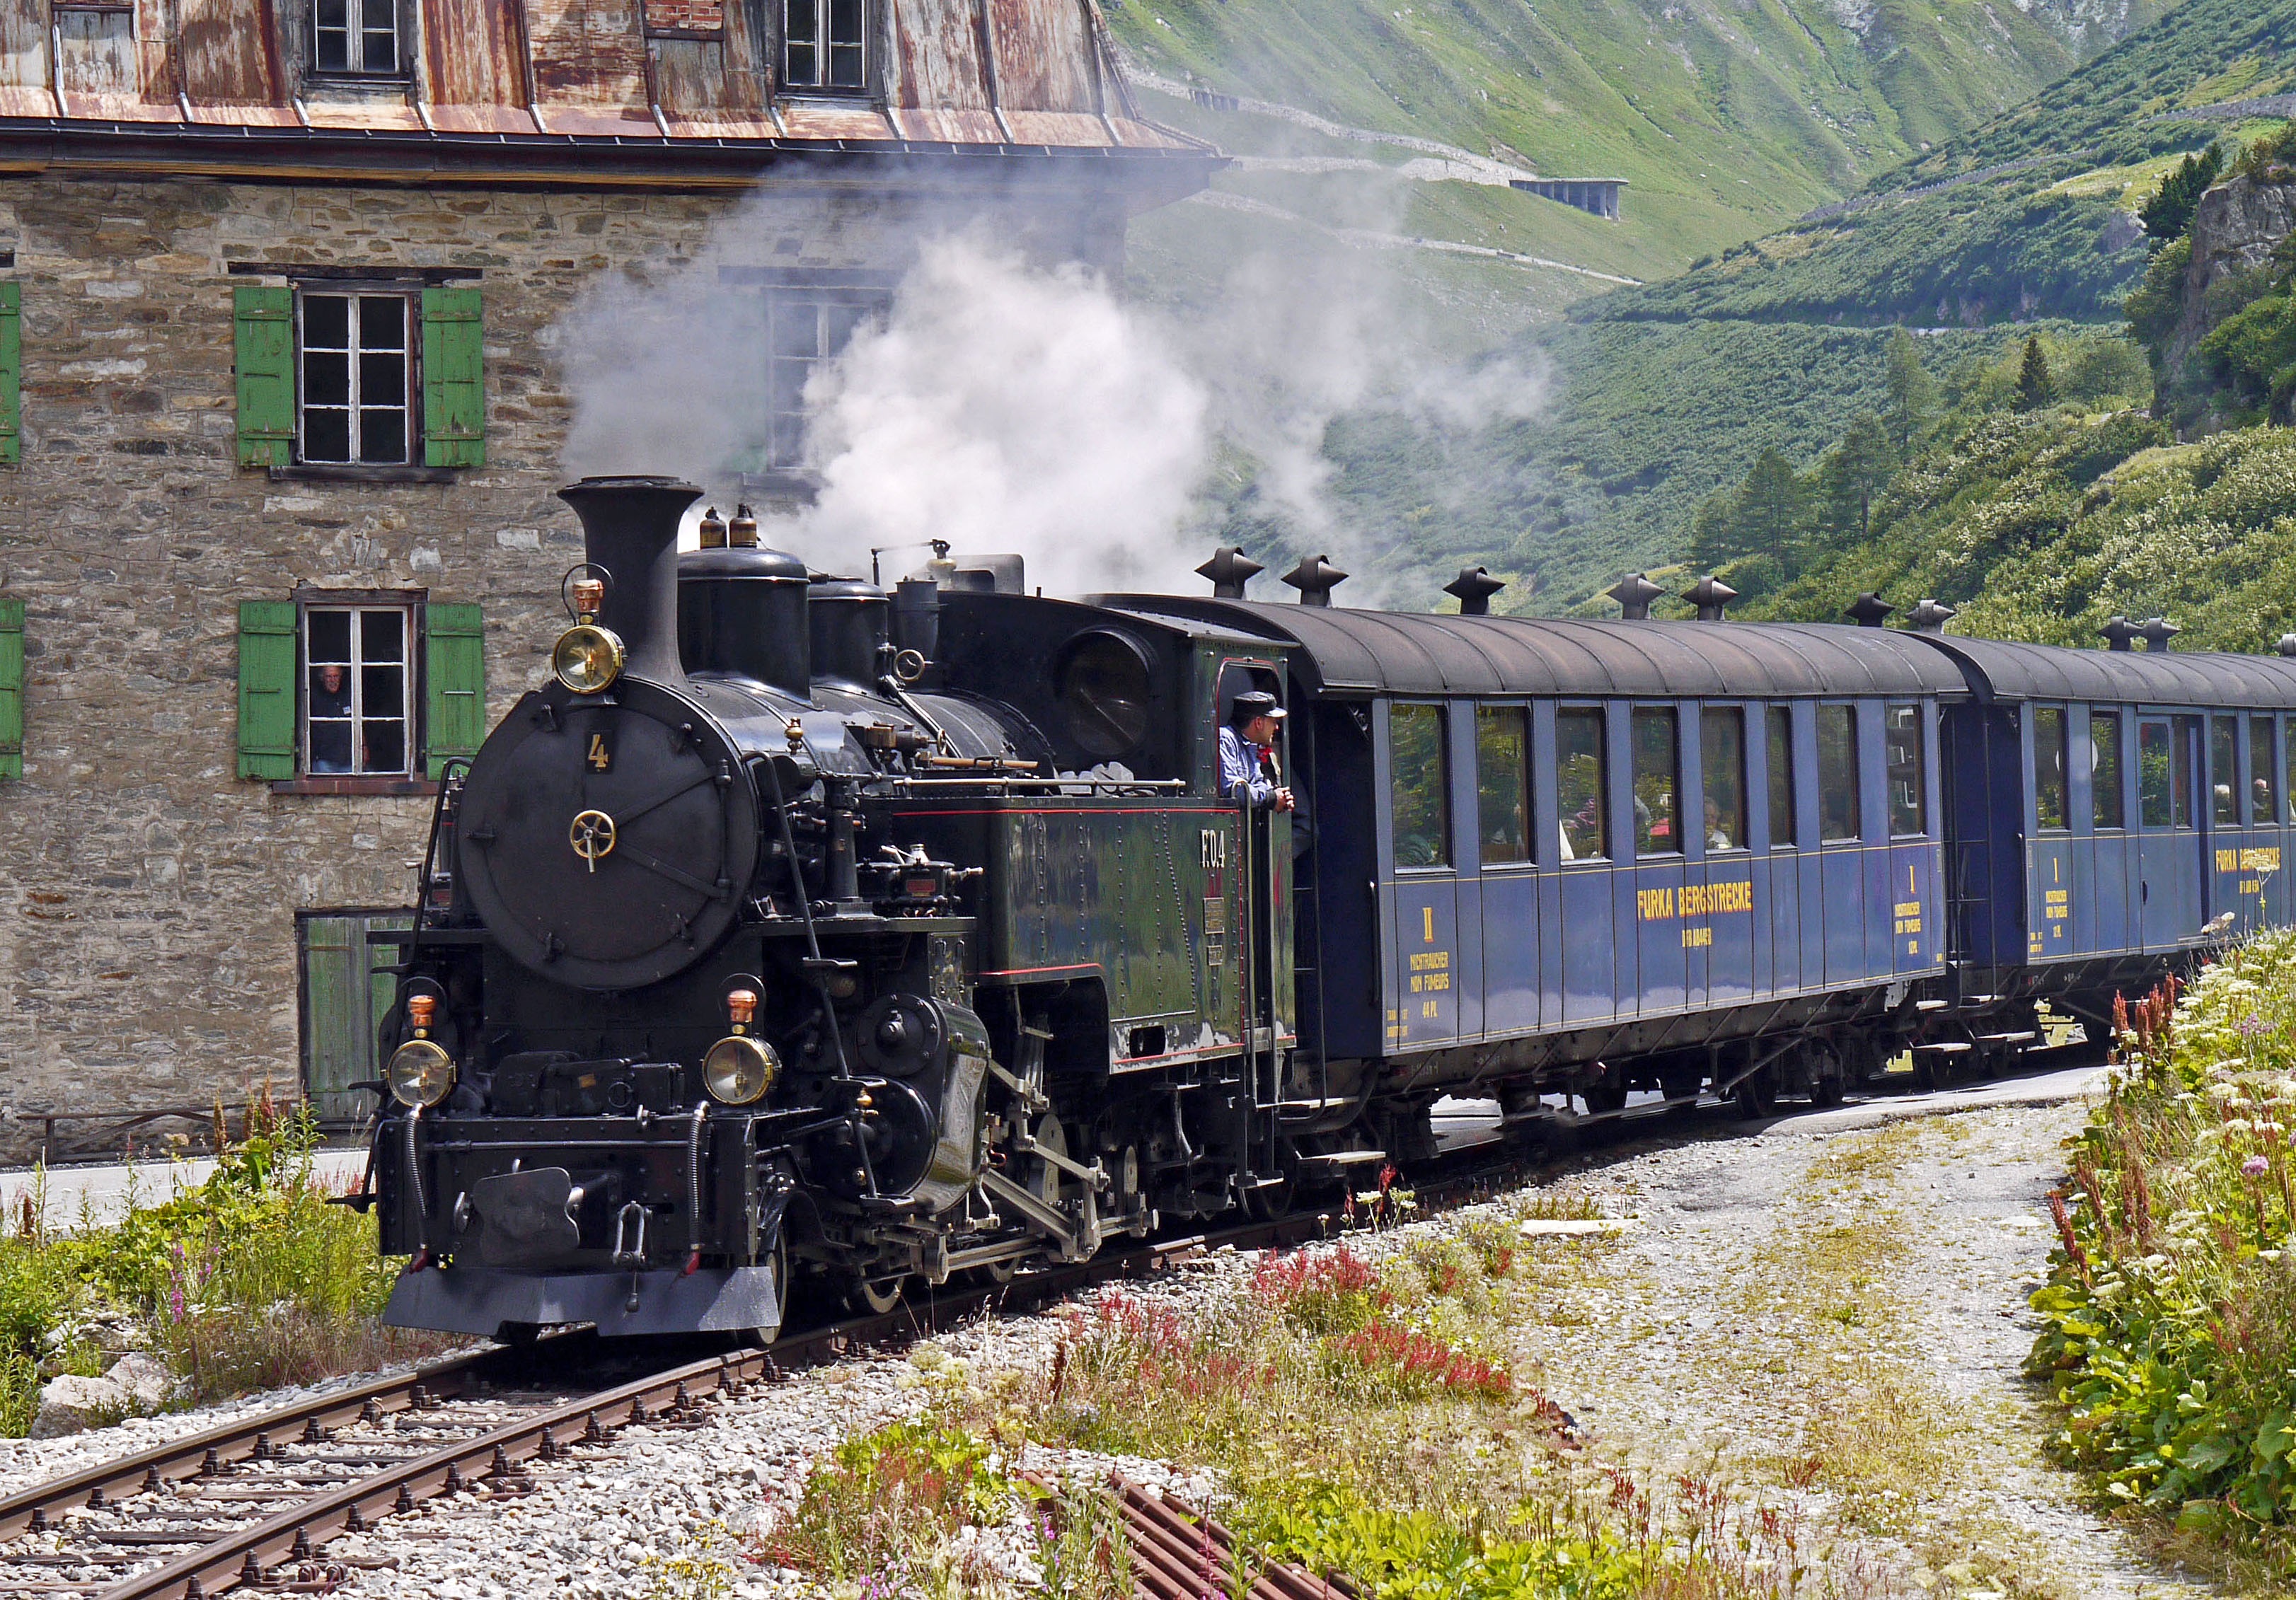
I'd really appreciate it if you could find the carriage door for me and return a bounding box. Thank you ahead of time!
[1384,701,1459,1049]
[2207,714,2250,932]
[2138,716,2203,948]
[1216,660,1294,1111]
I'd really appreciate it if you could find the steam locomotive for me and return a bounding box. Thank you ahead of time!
[369,474,2296,1343]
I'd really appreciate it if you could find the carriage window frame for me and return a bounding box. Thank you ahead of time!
[1701,706,1747,853]
[1886,702,1925,838]
[2091,711,2124,830]
[1766,705,1796,848]
[1555,705,1608,863]
[1388,701,1451,871]
[1631,706,1681,857]
[2213,714,2239,828]
[2253,714,2278,827]
[1475,705,1533,866]
[1817,703,1862,842]
[2140,717,2194,830]
[2033,705,2069,833]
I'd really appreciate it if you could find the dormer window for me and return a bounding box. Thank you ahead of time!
[315,0,398,75]
[785,0,866,91]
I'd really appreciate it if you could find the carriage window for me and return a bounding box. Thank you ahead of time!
[1702,708,1746,851]
[1390,702,1450,869]
[2140,718,2193,828]
[2033,707,2067,831]
[2213,716,2239,827]
[1886,704,1925,837]
[2092,712,2123,829]
[1475,707,1531,864]
[1632,707,1680,856]
[1767,707,1796,847]
[304,605,410,776]
[1556,708,1607,861]
[2254,716,2277,825]
[1818,705,1861,841]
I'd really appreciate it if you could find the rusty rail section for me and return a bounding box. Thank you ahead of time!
[1110,1478,1357,1600]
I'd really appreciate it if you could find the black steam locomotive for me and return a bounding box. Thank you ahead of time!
[372,475,2296,1343]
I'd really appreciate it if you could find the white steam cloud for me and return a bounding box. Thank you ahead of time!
[793,238,1208,596]
[557,192,1553,601]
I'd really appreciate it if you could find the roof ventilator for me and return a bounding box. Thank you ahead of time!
[2278,634,2296,659]
[2101,615,2140,651]
[1845,593,1893,628]
[2139,616,2180,651]
[1282,554,1349,607]
[1905,598,1956,632]
[1683,574,1737,622]
[1606,572,1664,620]
[1196,546,1264,599]
[1443,566,1506,615]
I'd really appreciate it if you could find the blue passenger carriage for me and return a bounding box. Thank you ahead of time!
[1917,634,2296,1041]
[1108,589,1970,1135]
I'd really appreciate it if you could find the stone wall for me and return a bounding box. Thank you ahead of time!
[0,168,1127,1151]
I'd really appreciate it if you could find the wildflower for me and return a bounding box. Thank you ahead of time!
[2244,1155,2271,1178]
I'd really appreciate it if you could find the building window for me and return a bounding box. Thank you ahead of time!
[304,605,411,775]
[1557,708,1607,861]
[314,0,398,74]
[1389,702,1450,869]
[764,290,883,471]
[1818,705,1861,842]
[299,291,412,465]
[785,0,867,89]
[1475,706,1530,864]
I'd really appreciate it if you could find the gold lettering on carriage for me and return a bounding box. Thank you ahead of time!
[1636,881,1753,921]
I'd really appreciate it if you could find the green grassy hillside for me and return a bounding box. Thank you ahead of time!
[1588,0,2296,328]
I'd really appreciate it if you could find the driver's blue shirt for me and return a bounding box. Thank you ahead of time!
[1219,726,1277,808]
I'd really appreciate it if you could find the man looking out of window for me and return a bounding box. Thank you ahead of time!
[1221,691,1295,813]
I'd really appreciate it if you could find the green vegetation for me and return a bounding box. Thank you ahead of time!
[2140,144,2225,243]
[0,1101,445,1434]
[2028,936,2296,1578]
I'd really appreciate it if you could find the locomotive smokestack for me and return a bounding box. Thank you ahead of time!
[557,475,703,687]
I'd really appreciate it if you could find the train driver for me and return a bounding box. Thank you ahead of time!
[1221,691,1296,813]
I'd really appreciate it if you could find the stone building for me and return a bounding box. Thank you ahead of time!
[0,0,1214,1154]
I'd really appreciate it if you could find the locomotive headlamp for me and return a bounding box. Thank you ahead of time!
[704,1037,778,1105]
[552,623,625,695]
[387,995,455,1108]
[387,1039,456,1108]
[704,989,777,1105]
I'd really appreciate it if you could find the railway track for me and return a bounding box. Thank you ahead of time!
[0,1049,2107,1599]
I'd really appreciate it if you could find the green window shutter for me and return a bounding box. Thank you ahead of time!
[0,597,23,781]
[238,600,299,780]
[0,282,20,466]
[420,287,485,468]
[424,603,485,779]
[233,284,295,468]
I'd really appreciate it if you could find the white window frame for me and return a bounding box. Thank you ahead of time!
[763,288,887,471]
[313,0,400,75]
[783,0,867,92]
[301,603,415,778]
[296,288,415,467]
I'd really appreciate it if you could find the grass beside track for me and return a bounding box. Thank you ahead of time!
[2028,928,2296,1584]
[0,1099,451,1434]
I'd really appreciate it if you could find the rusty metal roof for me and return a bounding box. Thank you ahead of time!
[0,0,1209,172]
[1908,634,2296,709]
[1098,598,1971,700]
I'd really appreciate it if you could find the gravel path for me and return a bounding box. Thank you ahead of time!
[1533,1097,2210,1599]
[5,1077,2212,1599]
